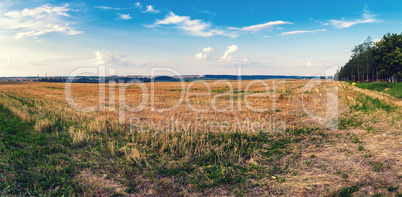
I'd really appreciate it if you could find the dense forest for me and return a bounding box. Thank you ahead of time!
[336,33,402,82]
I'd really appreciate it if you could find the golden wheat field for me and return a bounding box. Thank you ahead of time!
[0,79,401,196]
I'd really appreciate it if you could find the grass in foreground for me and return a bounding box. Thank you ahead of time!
[0,99,315,195]
[0,104,82,196]
[0,81,401,196]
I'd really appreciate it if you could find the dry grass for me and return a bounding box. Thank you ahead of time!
[75,169,127,196]
[0,80,401,196]
[68,126,88,144]
[34,118,55,133]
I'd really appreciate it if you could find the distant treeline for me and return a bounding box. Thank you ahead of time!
[33,76,178,83]
[27,75,330,83]
[336,33,402,82]
[204,75,330,80]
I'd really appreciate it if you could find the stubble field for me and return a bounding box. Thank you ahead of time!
[0,79,401,196]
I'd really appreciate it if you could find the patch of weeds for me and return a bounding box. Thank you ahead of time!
[387,186,399,192]
[351,93,394,113]
[339,116,362,130]
[338,185,359,197]
[366,126,373,133]
[287,127,318,136]
[352,137,361,144]
[357,146,364,151]
[369,161,384,172]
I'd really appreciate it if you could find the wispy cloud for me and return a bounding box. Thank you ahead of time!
[188,47,214,60]
[94,6,122,10]
[143,5,160,14]
[0,4,82,39]
[118,13,132,20]
[231,21,293,32]
[193,52,208,60]
[199,10,216,18]
[279,29,326,36]
[135,2,160,14]
[328,7,380,28]
[150,12,238,38]
[203,47,214,53]
[220,45,239,62]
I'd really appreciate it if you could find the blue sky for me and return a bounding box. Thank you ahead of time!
[1,0,402,77]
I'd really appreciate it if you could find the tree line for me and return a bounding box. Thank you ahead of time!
[336,33,402,83]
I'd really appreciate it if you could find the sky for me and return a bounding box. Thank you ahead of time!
[1,0,402,77]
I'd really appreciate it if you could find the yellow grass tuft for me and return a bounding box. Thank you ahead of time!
[6,106,31,122]
[34,118,55,133]
[68,126,87,144]
[107,141,115,155]
[122,146,142,162]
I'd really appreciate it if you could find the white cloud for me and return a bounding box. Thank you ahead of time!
[151,12,238,38]
[0,4,82,39]
[220,45,239,62]
[329,7,379,28]
[154,12,187,24]
[279,29,326,36]
[234,21,293,32]
[4,4,70,19]
[243,58,248,63]
[189,47,214,61]
[135,2,159,14]
[118,13,132,20]
[93,51,130,66]
[94,6,122,10]
[194,52,208,60]
[143,5,160,14]
[202,47,214,53]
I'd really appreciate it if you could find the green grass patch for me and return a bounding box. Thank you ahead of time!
[350,93,394,113]
[338,185,359,197]
[355,82,402,98]
[0,104,83,196]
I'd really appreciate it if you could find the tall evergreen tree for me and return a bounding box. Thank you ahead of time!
[372,33,402,82]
